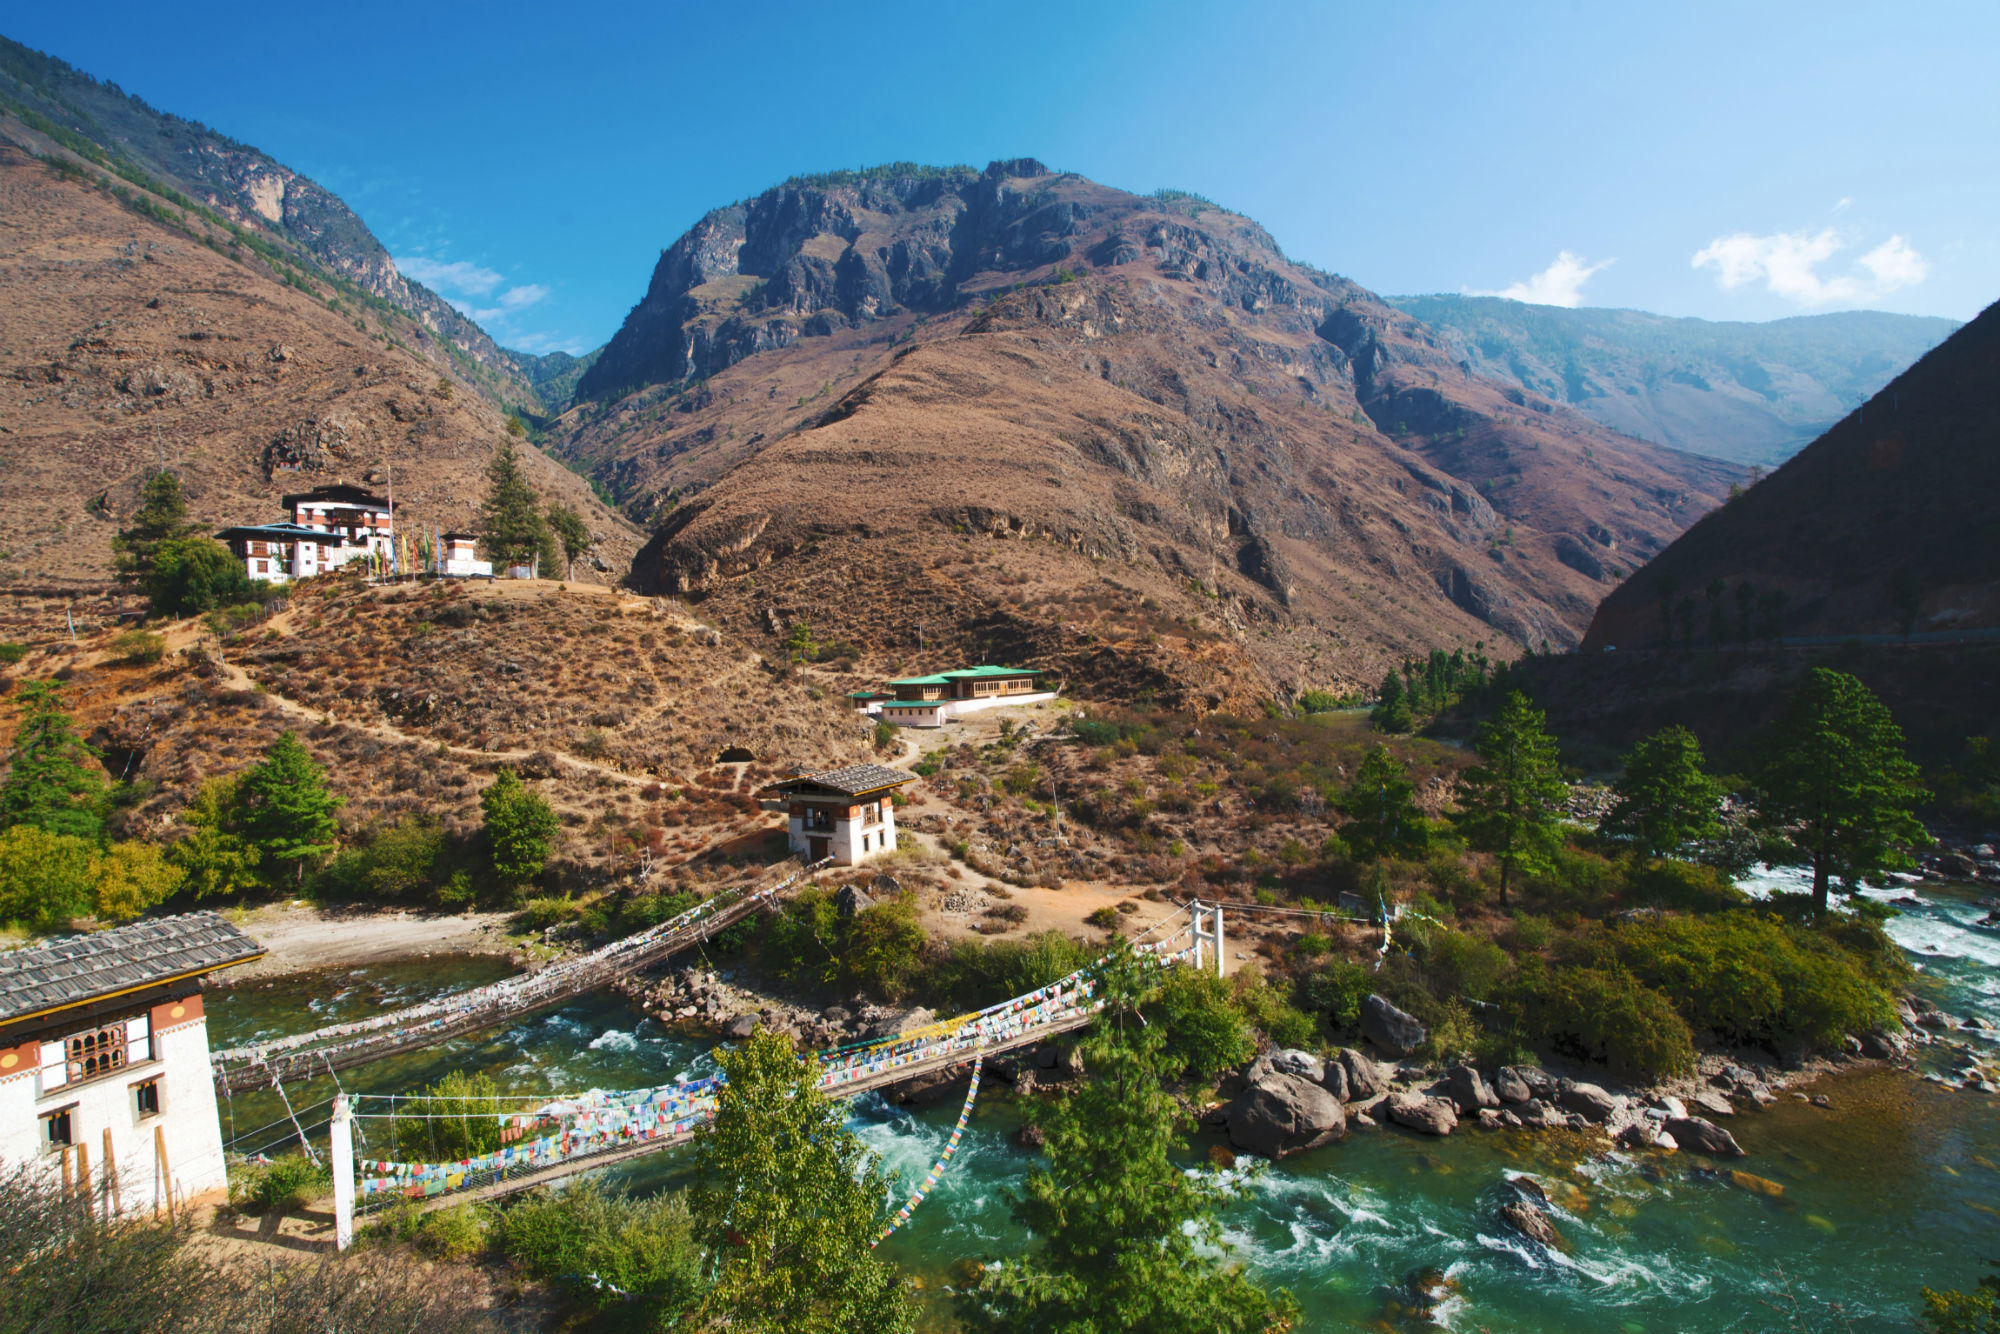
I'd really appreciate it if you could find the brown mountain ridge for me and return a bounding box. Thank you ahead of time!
[552,161,1738,702]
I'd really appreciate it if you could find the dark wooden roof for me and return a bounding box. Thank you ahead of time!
[282,484,389,509]
[764,763,915,797]
[0,912,265,1024]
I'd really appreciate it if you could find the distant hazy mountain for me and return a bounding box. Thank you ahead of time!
[1387,295,1957,466]
[508,347,601,416]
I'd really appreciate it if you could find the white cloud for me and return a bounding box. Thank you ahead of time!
[499,283,550,310]
[1690,227,1927,306]
[1833,196,1853,213]
[393,256,504,297]
[1468,251,1613,307]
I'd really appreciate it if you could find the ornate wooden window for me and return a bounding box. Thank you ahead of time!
[133,1078,161,1118]
[64,1023,130,1085]
[40,1107,73,1151]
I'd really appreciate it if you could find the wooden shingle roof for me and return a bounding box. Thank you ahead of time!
[0,912,265,1024]
[765,764,916,797]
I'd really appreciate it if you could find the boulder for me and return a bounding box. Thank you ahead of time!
[1361,994,1427,1057]
[1856,1030,1907,1060]
[1558,1080,1622,1122]
[1320,1062,1350,1103]
[1227,1073,1348,1159]
[1444,1064,1500,1114]
[1494,1067,1533,1104]
[723,1014,757,1039]
[835,884,877,918]
[1664,1115,1745,1157]
[1016,1122,1046,1149]
[869,872,903,895]
[1385,1092,1459,1137]
[1338,1048,1385,1100]
[1498,1200,1566,1250]
[1689,1091,1736,1119]
[1268,1049,1325,1085]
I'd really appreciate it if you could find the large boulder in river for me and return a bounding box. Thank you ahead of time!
[1665,1115,1745,1157]
[1558,1080,1622,1122]
[1336,1048,1384,1100]
[1361,994,1427,1057]
[1386,1092,1459,1136]
[1494,1067,1534,1104]
[1444,1065,1499,1113]
[1228,1072,1347,1158]
[1498,1200,1567,1250]
[1267,1048,1325,1085]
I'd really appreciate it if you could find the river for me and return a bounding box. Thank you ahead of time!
[208,871,1999,1332]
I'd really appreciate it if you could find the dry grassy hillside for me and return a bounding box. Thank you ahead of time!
[0,143,640,585]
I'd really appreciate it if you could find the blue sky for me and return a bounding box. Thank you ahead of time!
[10,1,1996,354]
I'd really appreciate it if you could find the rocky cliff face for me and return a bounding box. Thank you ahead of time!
[0,36,535,410]
[554,162,1738,702]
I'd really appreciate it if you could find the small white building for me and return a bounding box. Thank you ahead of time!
[285,485,396,565]
[762,764,916,866]
[0,913,264,1214]
[870,666,1057,728]
[437,531,493,578]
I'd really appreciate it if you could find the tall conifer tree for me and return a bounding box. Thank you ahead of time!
[237,731,342,885]
[1452,691,1566,908]
[0,680,106,841]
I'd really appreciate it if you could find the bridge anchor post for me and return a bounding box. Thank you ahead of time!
[330,1094,354,1252]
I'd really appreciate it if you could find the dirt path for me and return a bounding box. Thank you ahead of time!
[220,903,518,981]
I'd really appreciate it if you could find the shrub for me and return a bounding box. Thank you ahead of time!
[1230,967,1318,1050]
[315,815,450,902]
[0,643,26,665]
[412,1202,489,1260]
[495,1179,703,1325]
[1296,690,1342,715]
[918,931,1091,1012]
[1502,961,1695,1078]
[109,630,166,664]
[386,1070,506,1162]
[232,1151,330,1213]
[1295,958,1373,1028]
[1147,965,1253,1081]
[0,825,99,929]
[515,895,582,931]
[842,895,929,1000]
[873,721,897,751]
[1085,905,1121,930]
[1624,859,1746,914]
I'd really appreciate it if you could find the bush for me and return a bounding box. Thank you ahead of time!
[1084,905,1121,930]
[1296,957,1373,1028]
[385,1070,506,1162]
[515,895,583,931]
[0,825,100,929]
[917,931,1091,1012]
[1624,859,1747,914]
[0,643,26,665]
[1502,961,1695,1079]
[1230,967,1318,1050]
[1296,690,1342,715]
[412,1202,489,1260]
[842,895,928,1000]
[315,816,452,903]
[873,721,897,750]
[109,630,166,664]
[232,1151,331,1213]
[1146,965,1253,1081]
[495,1179,703,1327]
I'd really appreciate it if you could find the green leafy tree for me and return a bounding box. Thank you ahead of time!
[112,470,199,581]
[0,680,106,840]
[237,732,343,886]
[689,1029,913,1334]
[1335,744,1429,862]
[1452,691,1566,909]
[1755,668,1928,912]
[480,768,559,885]
[545,504,591,580]
[480,439,550,569]
[0,825,100,929]
[959,943,1297,1334]
[146,537,256,617]
[1921,1263,2000,1334]
[783,620,819,663]
[167,776,261,898]
[1602,726,1724,860]
[1370,668,1413,733]
[94,842,185,920]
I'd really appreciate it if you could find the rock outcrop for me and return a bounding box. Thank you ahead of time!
[1385,1092,1459,1137]
[1228,1071,1348,1159]
[1361,994,1427,1058]
[1665,1115,1745,1157]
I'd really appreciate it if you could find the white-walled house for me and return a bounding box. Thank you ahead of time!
[0,914,264,1214]
[869,665,1057,728]
[217,483,397,584]
[762,764,916,866]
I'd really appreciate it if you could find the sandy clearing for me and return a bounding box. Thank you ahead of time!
[219,903,519,981]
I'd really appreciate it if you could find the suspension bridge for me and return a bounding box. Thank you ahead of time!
[216,882,1230,1251]
[209,858,835,1096]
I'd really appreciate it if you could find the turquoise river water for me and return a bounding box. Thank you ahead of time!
[209,869,2000,1333]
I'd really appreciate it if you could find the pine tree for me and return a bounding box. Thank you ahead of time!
[480,440,550,569]
[545,504,591,580]
[1602,726,1723,859]
[1335,744,1429,862]
[480,769,560,885]
[1452,691,1566,908]
[1755,668,1928,912]
[959,943,1297,1334]
[237,731,342,885]
[1370,668,1413,733]
[112,471,199,582]
[690,1029,914,1333]
[0,680,106,840]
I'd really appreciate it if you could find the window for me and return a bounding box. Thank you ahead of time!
[255,559,268,574]
[133,1078,161,1118]
[861,834,870,853]
[65,1023,129,1085]
[40,1108,73,1151]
